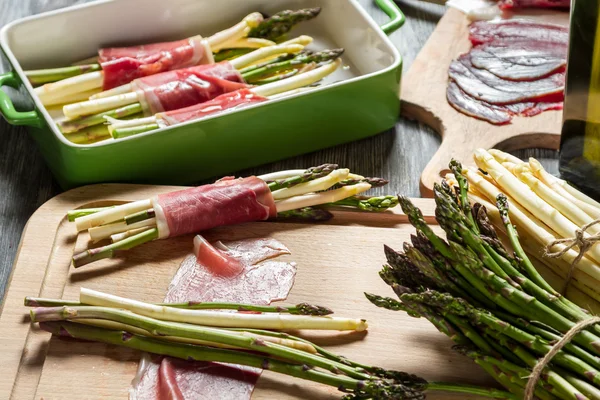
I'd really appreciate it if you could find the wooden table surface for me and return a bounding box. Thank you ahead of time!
[0,0,559,301]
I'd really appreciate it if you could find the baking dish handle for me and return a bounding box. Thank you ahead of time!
[0,71,42,127]
[374,0,405,35]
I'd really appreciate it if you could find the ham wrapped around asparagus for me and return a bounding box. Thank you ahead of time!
[100,36,214,90]
[153,176,276,239]
[69,164,398,267]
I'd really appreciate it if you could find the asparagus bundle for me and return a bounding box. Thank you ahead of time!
[69,165,397,267]
[105,58,342,139]
[61,44,342,122]
[446,149,600,307]
[26,288,517,399]
[367,160,600,400]
[31,8,321,105]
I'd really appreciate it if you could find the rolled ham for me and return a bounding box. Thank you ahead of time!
[158,88,267,126]
[100,36,214,90]
[130,62,248,114]
[152,176,277,239]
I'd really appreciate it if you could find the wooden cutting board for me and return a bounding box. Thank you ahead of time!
[401,7,570,196]
[0,183,503,400]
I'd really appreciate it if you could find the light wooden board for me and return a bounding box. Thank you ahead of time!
[0,183,500,400]
[401,7,569,196]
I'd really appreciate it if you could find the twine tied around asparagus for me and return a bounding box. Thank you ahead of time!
[544,219,600,294]
[524,317,600,400]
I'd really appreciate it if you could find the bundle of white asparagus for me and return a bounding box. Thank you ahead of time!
[445,149,600,311]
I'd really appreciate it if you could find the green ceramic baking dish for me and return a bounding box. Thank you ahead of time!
[0,0,404,189]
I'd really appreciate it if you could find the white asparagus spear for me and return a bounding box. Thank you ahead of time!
[528,158,600,217]
[272,169,349,200]
[275,182,371,212]
[111,227,151,243]
[80,288,368,331]
[89,217,157,242]
[75,199,152,231]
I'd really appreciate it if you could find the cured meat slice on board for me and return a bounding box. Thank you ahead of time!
[448,54,565,104]
[152,175,277,239]
[131,237,297,400]
[446,81,563,125]
[469,20,569,46]
[498,0,571,8]
[158,88,267,126]
[130,62,247,114]
[99,36,214,90]
[469,40,567,81]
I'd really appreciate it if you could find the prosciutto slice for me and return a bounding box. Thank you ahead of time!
[498,0,571,8]
[469,20,569,46]
[131,237,297,400]
[129,62,247,114]
[99,36,214,90]
[448,54,565,104]
[447,81,563,125]
[469,40,567,81]
[159,89,267,126]
[152,176,277,239]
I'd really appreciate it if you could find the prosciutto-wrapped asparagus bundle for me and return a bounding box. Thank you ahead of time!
[69,165,397,267]
[60,42,343,123]
[32,8,321,106]
[106,59,342,139]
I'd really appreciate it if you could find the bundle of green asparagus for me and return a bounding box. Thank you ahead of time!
[26,288,517,399]
[69,164,398,267]
[445,149,600,308]
[367,160,600,399]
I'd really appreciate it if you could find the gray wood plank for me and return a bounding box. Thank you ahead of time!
[0,0,559,300]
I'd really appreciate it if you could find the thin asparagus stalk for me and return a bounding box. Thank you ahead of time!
[24,296,332,315]
[88,217,156,242]
[276,207,334,222]
[72,228,158,267]
[75,199,152,231]
[242,48,344,83]
[26,64,101,86]
[331,195,399,212]
[78,288,366,331]
[110,227,150,242]
[266,163,338,191]
[275,182,371,212]
[75,317,317,352]
[272,169,349,199]
[58,103,143,133]
[63,122,112,144]
[248,8,321,41]
[214,48,254,62]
